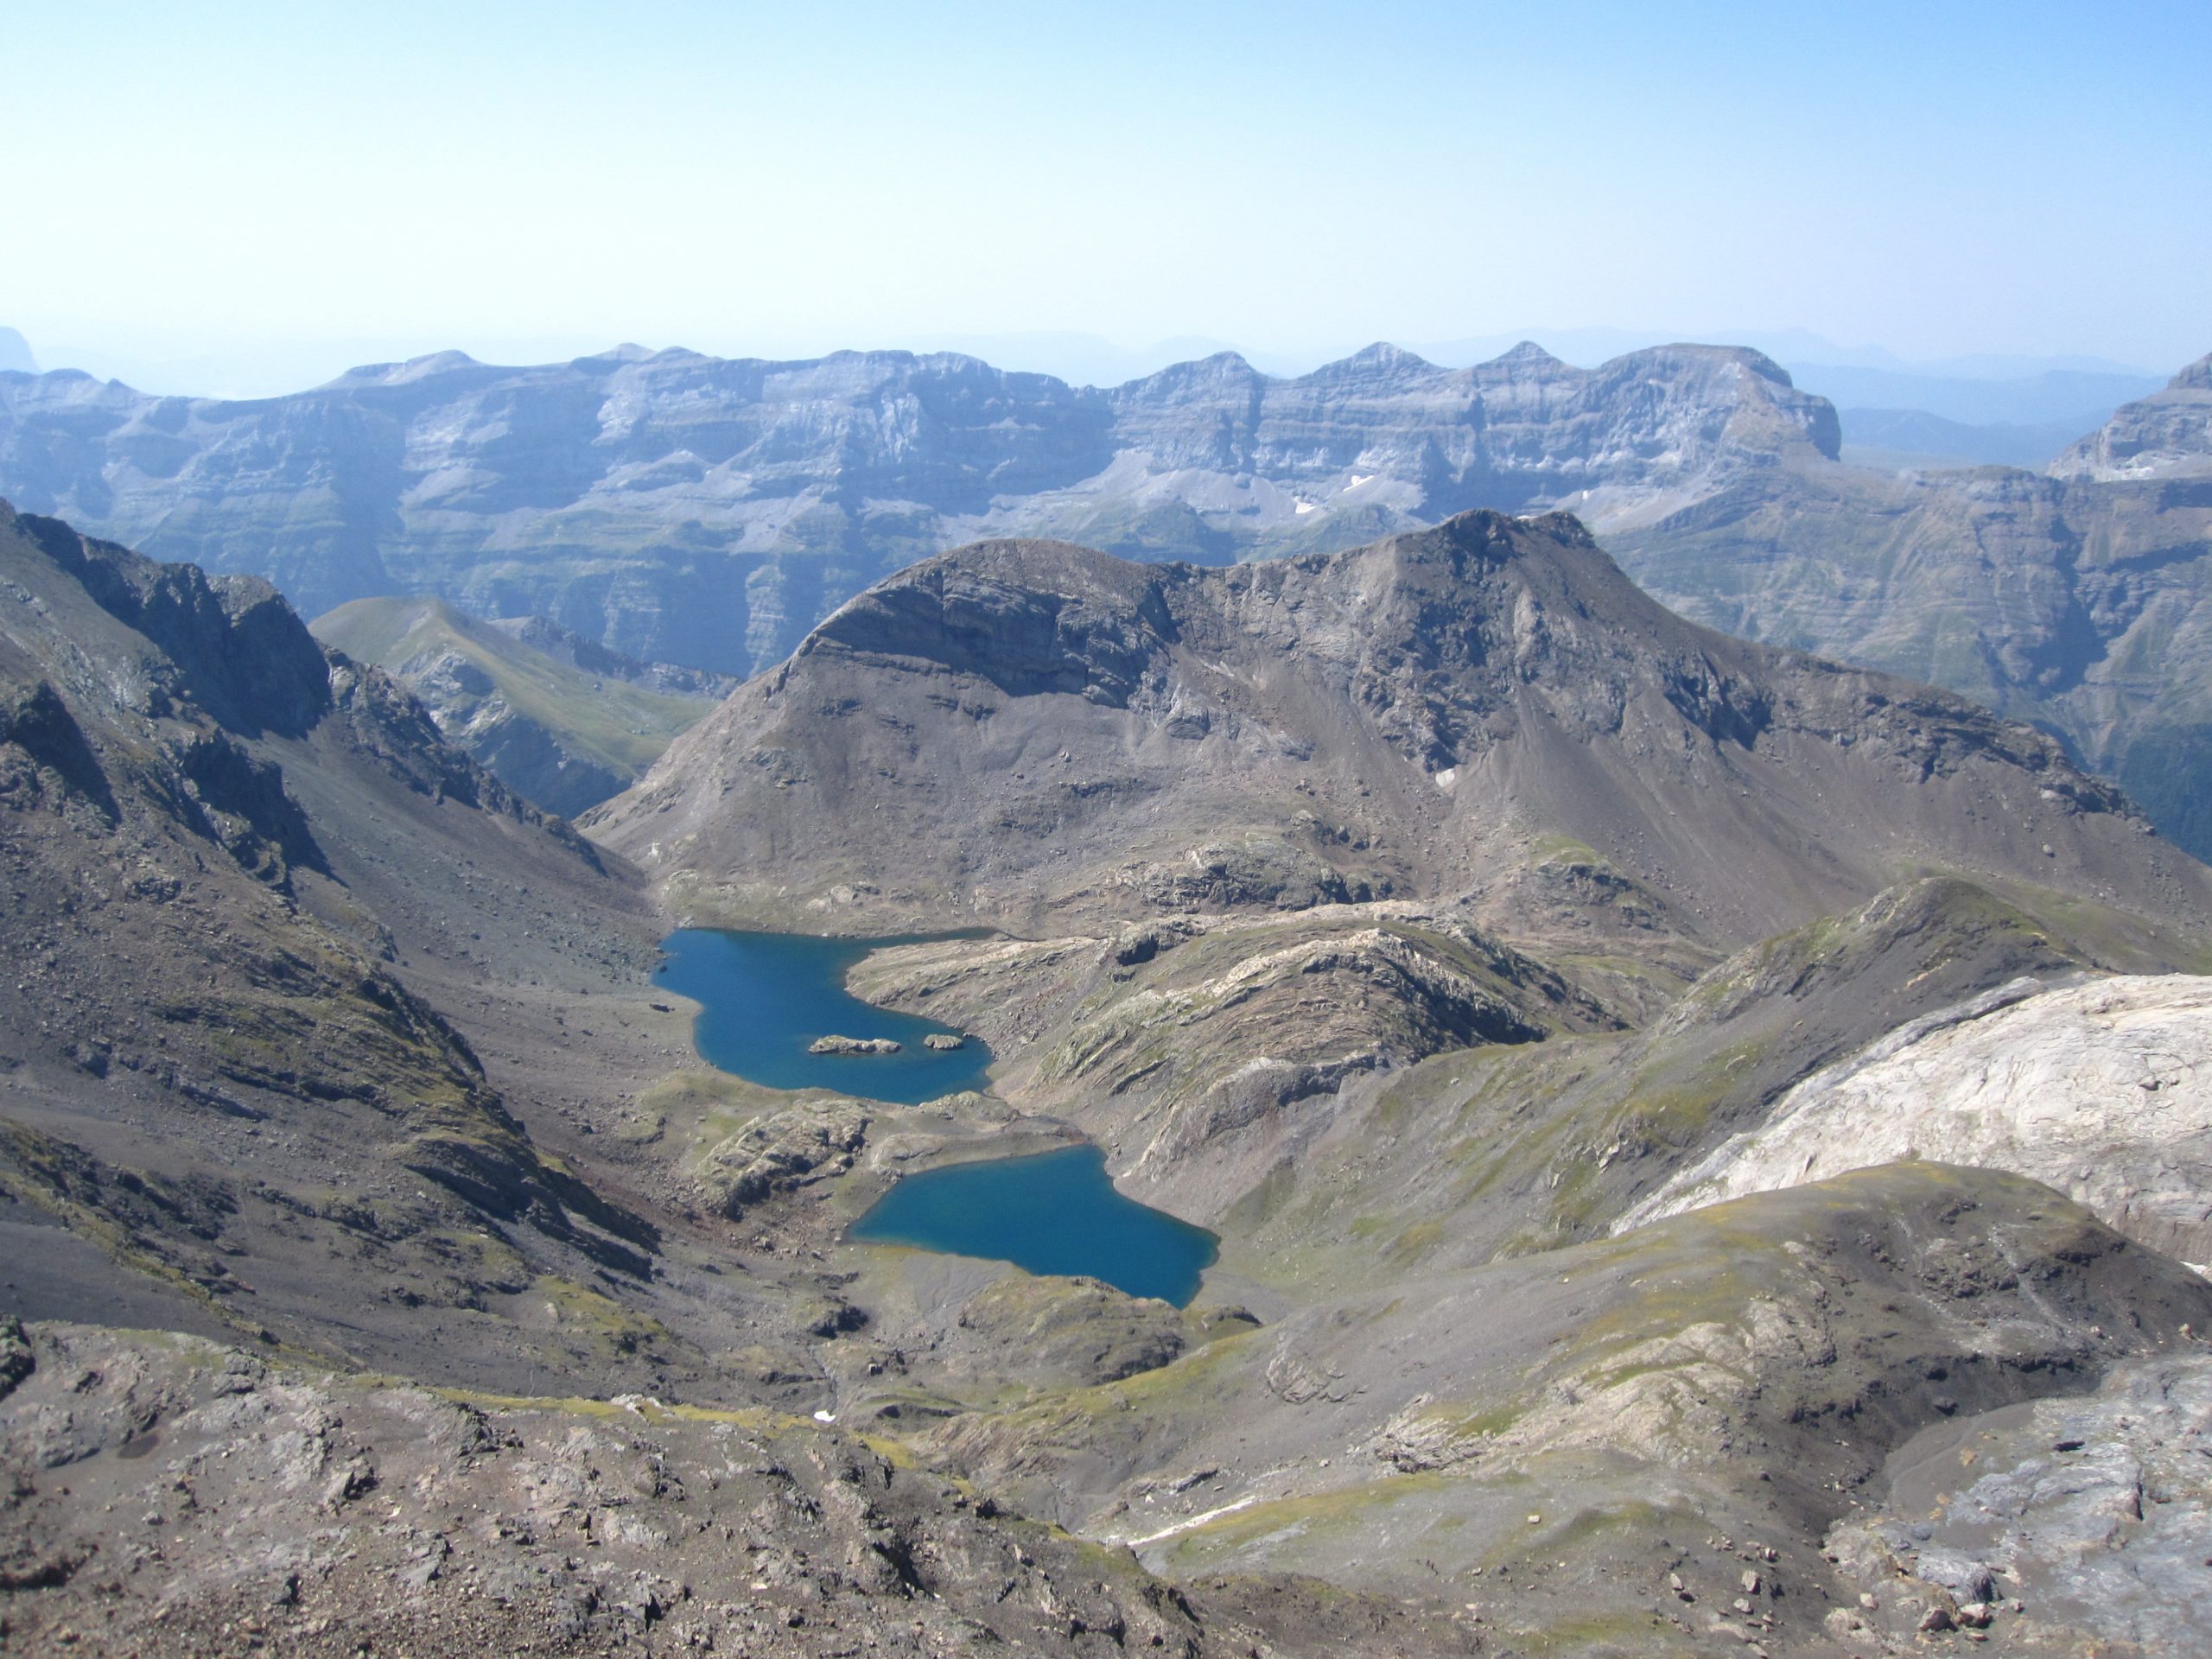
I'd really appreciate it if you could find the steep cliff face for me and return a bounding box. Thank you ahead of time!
[1605,359,2212,854]
[0,341,1836,675]
[590,510,2207,950]
[2051,352,2212,480]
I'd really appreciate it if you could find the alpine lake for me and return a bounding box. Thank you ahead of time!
[655,929,1217,1305]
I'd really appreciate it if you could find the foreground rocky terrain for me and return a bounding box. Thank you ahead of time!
[10,504,2212,1654]
[0,1318,1463,1659]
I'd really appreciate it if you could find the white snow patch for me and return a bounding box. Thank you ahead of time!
[1118,1495,1262,1548]
[1346,473,1376,489]
[1433,767,1458,791]
[1294,499,1318,515]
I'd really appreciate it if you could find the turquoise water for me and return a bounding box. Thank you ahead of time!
[654,929,994,1105]
[849,1145,1218,1306]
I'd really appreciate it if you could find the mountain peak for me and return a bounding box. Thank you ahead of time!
[592,511,2187,948]
[1316,341,1436,376]
[329,348,483,388]
[1494,340,1563,366]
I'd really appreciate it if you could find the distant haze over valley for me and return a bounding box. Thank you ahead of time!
[3,320,2164,401]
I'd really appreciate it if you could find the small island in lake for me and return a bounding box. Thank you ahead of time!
[921,1033,964,1050]
[809,1034,902,1055]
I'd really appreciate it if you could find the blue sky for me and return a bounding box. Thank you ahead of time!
[4,2,2207,391]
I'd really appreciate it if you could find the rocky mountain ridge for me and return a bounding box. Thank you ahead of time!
[1605,354,2212,854]
[2051,353,2212,480]
[592,510,2209,950]
[19,333,2212,861]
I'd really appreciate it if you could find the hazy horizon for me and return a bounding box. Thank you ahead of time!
[0,320,2181,404]
[8,2,2208,399]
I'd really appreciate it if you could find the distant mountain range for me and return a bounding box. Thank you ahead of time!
[1833,406,2101,469]
[6,336,2212,855]
[0,339,1837,674]
[1784,363,2164,428]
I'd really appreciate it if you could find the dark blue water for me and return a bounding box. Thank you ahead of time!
[654,929,995,1104]
[849,1145,1218,1306]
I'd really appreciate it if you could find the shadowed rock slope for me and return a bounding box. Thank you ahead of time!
[593,509,2210,950]
[0,500,688,1381]
[0,504,914,1411]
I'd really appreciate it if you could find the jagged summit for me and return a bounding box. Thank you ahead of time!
[592,508,2202,944]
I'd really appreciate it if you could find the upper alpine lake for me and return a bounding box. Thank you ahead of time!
[654,929,994,1104]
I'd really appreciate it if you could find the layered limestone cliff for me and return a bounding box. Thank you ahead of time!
[0,340,1834,674]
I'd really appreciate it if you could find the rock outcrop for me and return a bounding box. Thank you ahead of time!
[807,1034,901,1055]
[1616,973,2212,1261]
[929,1165,2212,1640]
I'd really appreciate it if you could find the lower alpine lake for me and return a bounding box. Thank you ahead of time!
[654,928,995,1105]
[849,1144,1218,1306]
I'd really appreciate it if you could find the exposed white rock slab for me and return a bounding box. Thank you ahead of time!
[1616,974,2212,1258]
